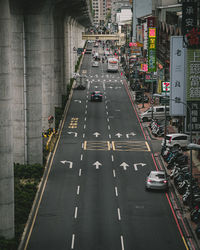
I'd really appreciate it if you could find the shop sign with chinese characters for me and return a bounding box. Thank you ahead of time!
[187,102,200,132]
[147,17,156,72]
[170,36,186,116]
[182,1,200,49]
[187,50,200,101]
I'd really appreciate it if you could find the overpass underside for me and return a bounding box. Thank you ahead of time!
[0,0,92,240]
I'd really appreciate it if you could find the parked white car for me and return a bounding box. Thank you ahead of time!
[161,133,189,149]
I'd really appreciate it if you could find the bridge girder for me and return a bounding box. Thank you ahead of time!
[82,33,125,41]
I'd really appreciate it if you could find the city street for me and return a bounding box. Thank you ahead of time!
[26,46,188,250]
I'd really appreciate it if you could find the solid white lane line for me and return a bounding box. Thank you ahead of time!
[83,133,85,138]
[108,125,110,130]
[80,154,83,161]
[77,185,80,195]
[113,169,116,178]
[121,235,125,250]
[74,207,78,219]
[115,187,118,197]
[117,208,121,220]
[79,169,82,177]
[71,234,75,249]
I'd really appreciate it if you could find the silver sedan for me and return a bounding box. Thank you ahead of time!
[145,170,168,191]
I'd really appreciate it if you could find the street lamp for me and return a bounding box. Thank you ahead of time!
[153,94,194,207]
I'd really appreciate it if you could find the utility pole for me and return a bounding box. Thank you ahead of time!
[132,0,137,42]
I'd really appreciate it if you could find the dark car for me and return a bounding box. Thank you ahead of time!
[90,91,103,102]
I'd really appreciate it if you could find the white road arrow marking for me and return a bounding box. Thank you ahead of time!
[93,132,100,137]
[126,132,136,138]
[115,133,122,138]
[93,161,102,169]
[74,100,81,103]
[68,132,78,137]
[134,163,146,171]
[60,161,73,169]
[120,162,129,171]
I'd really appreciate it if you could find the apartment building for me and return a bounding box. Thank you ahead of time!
[92,0,107,25]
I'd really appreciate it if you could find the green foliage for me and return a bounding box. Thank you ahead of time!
[55,106,63,130]
[0,163,44,250]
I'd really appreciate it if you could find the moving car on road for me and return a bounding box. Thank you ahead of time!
[145,170,168,191]
[90,91,103,102]
[92,61,99,67]
[107,57,118,72]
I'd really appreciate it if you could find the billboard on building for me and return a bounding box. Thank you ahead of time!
[147,17,156,72]
[182,1,200,49]
[186,49,200,101]
[170,36,186,116]
[186,49,200,132]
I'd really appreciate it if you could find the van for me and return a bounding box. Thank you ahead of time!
[140,106,170,122]
[161,133,189,149]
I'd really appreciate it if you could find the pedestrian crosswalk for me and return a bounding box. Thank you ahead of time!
[83,140,150,152]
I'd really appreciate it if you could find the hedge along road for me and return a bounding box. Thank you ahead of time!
[22,46,191,250]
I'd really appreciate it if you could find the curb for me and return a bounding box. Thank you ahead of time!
[159,154,200,249]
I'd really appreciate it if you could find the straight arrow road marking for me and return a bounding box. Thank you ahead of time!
[93,161,102,169]
[115,133,122,138]
[120,162,129,170]
[93,132,100,137]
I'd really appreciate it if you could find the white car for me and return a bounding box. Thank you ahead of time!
[92,61,99,67]
[161,133,189,149]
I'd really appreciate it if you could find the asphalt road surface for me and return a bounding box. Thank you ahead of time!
[25,44,189,250]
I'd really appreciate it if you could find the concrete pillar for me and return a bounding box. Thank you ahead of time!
[0,0,15,239]
[11,14,25,164]
[24,14,43,164]
[64,17,72,89]
[69,19,75,79]
[54,14,64,107]
[41,9,54,130]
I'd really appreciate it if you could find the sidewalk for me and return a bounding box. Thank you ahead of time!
[134,90,200,247]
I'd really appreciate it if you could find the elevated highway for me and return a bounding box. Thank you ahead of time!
[0,0,92,239]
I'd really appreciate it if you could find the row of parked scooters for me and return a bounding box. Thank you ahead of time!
[161,145,200,239]
[149,119,165,137]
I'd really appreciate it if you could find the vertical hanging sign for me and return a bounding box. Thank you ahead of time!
[182,1,200,49]
[170,36,186,116]
[147,17,156,72]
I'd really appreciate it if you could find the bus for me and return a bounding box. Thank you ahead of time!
[107,57,118,72]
